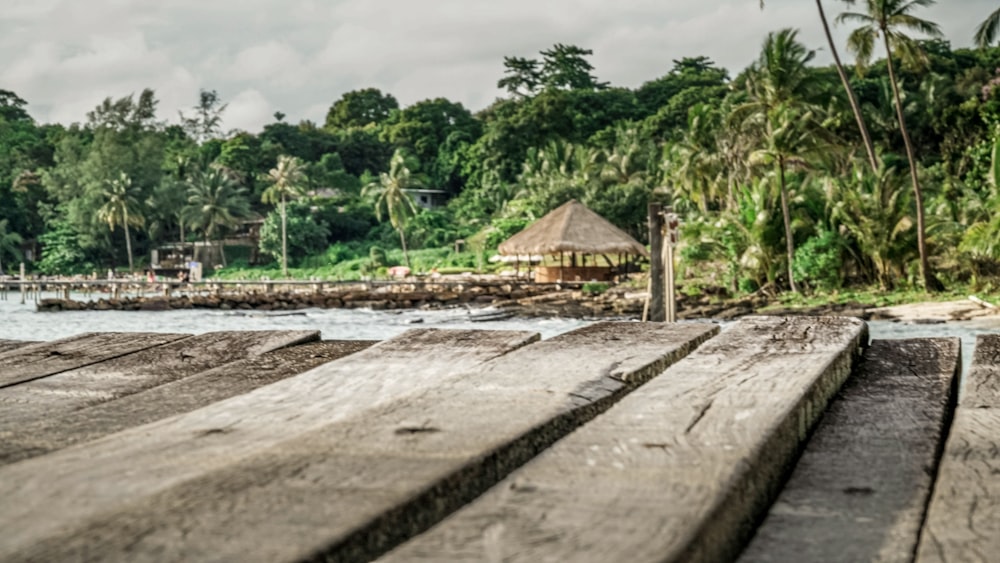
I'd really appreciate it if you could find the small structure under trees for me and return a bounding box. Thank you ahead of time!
[498,199,648,283]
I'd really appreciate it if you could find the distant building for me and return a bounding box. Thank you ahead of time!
[404,189,449,210]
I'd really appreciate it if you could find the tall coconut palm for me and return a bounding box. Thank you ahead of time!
[182,167,250,268]
[839,0,943,291]
[97,172,144,272]
[363,150,423,269]
[262,155,307,277]
[759,0,879,171]
[0,219,23,276]
[737,28,821,293]
[975,6,1000,48]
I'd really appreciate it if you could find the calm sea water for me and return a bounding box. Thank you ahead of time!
[3,291,998,378]
[0,292,590,341]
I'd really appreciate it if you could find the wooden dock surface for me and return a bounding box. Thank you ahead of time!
[0,318,993,562]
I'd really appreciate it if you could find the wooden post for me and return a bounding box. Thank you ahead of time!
[664,207,677,323]
[648,203,665,322]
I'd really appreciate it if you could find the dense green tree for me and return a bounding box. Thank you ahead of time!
[382,97,481,189]
[540,44,608,91]
[498,57,543,98]
[0,218,23,275]
[216,132,265,196]
[635,57,729,117]
[840,0,944,290]
[262,155,308,276]
[325,88,399,130]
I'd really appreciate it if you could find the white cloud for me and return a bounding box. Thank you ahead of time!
[0,0,990,131]
[225,89,274,132]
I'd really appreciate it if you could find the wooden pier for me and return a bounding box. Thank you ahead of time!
[0,317,994,562]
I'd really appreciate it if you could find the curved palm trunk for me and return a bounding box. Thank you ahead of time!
[280,194,288,277]
[398,229,411,270]
[219,238,227,267]
[777,156,798,293]
[816,0,879,171]
[123,209,134,273]
[882,32,935,291]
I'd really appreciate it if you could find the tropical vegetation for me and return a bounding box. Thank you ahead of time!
[3,4,1000,300]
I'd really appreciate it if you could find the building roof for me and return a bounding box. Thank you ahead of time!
[498,199,649,257]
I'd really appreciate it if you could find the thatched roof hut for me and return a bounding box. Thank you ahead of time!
[498,200,647,283]
[498,200,648,257]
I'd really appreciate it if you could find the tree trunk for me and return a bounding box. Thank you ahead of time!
[816,0,879,171]
[778,156,798,293]
[123,209,134,273]
[398,228,411,270]
[280,194,288,278]
[883,31,935,291]
[219,238,227,267]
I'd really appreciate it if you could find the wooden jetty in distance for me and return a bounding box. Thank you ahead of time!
[0,317,995,562]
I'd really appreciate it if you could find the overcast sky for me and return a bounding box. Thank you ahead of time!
[1,0,989,132]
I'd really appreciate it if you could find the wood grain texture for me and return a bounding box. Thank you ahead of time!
[0,336,362,465]
[739,338,959,563]
[0,322,717,563]
[959,334,1000,408]
[916,334,1000,562]
[0,330,319,431]
[380,316,867,563]
[0,332,188,387]
[0,328,538,562]
[0,340,37,354]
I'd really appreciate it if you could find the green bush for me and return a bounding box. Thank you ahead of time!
[794,230,843,291]
[582,281,610,295]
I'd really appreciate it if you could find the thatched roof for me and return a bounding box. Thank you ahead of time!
[498,200,648,257]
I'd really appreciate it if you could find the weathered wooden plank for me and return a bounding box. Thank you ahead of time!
[0,335,357,466]
[0,330,320,431]
[0,332,188,388]
[0,321,717,563]
[0,340,37,354]
[380,316,867,563]
[957,333,1000,408]
[0,328,538,562]
[916,334,1000,562]
[738,338,959,563]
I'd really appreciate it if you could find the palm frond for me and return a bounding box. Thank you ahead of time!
[976,7,1000,48]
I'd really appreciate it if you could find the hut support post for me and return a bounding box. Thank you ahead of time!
[648,203,665,322]
[665,219,676,323]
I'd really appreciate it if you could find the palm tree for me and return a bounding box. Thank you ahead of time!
[363,150,423,269]
[182,167,250,268]
[0,219,23,276]
[976,6,1000,48]
[759,0,879,171]
[829,165,915,289]
[97,172,144,272]
[839,0,944,291]
[262,155,307,277]
[737,28,821,293]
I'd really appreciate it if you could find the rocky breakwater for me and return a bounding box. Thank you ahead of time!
[35,280,557,313]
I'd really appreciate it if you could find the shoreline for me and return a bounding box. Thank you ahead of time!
[29,281,1000,326]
